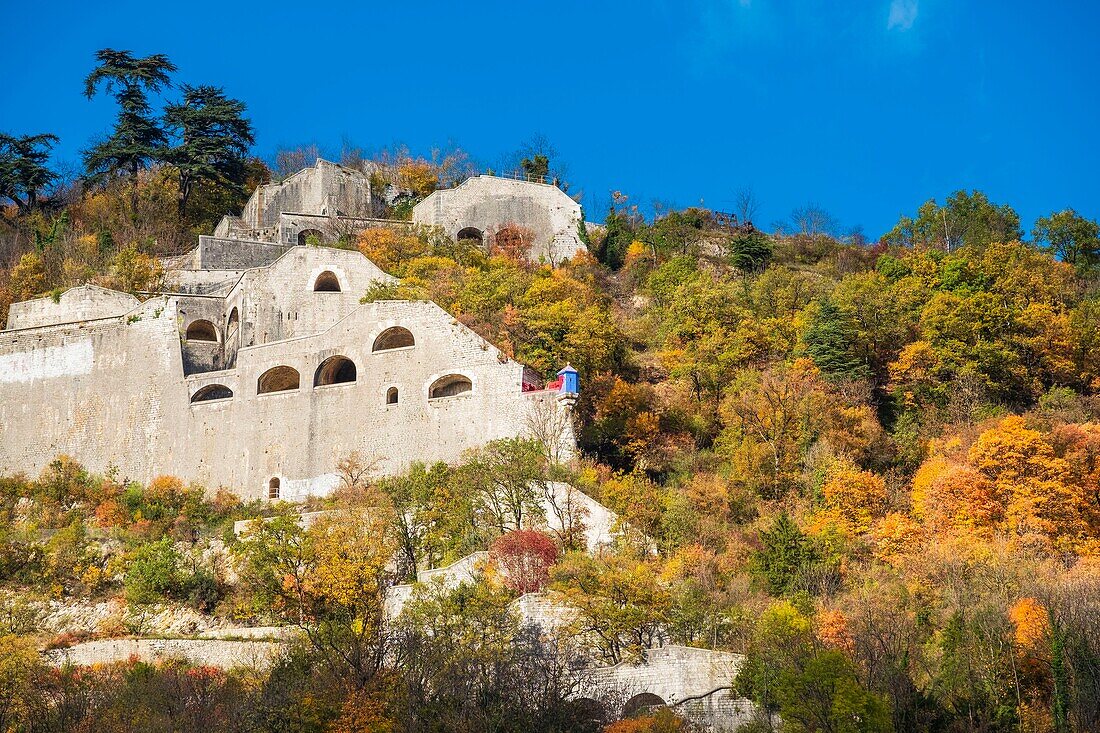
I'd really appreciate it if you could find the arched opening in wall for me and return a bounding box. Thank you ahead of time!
[190,384,233,403]
[298,228,324,246]
[314,356,357,386]
[386,387,399,405]
[456,227,483,245]
[313,271,341,292]
[185,319,218,342]
[622,693,667,719]
[571,698,606,726]
[226,307,240,334]
[429,374,472,399]
[372,326,414,351]
[257,366,300,394]
[268,477,281,500]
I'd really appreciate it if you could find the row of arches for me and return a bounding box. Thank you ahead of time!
[570,693,668,725]
[191,370,472,403]
[185,320,414,355]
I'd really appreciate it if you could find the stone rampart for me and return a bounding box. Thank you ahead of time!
[6,286,140,330]
[413,175,587,263]
[46,638,284,669]
[1,270,572,498]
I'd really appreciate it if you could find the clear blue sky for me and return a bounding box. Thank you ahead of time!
[2,0,1098,238]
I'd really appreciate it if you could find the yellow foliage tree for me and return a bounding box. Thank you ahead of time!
[911,453,1000,532]
[1009,597,1048,648]
[8,252,46,301]
[820,461,887,534]
[356,227,431,274]
[869,512,924,566]
[968,416,1085,546]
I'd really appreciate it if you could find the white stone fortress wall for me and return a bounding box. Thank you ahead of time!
[0,244,575,499]
[412,175,587,263]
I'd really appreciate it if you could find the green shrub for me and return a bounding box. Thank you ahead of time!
[124,537,182,605]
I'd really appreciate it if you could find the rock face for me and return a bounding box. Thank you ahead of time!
[36,598,228,637]
[413,175,588,264]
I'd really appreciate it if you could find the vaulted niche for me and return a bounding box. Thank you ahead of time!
[314,355,357,386]
[373,327,414,352]
[257,366,300,394]
[429,374,472,399]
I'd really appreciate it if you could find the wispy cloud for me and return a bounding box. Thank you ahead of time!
[887,0,919,30]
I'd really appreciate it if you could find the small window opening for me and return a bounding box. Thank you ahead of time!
[268,477,281,500]
[386,387,399,404]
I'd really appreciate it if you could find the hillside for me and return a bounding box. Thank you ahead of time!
[4,49,1100,733]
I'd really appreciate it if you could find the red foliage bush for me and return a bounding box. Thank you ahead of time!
[489,530,559,594]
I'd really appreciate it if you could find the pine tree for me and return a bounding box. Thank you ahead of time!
[751,513,819,596]
[727,229,773,273]
[804,297,868,381]
[82,49,177,188]
[163,85,254,219]
[0,133,59,213]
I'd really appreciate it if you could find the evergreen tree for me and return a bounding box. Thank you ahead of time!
[598,209,633,270]
[804,297,869,382]
[521,153,550,180]
[727,229,773,273]
[164,85,255,219]
[82,49,177,186]
[750,513,819,596]
[0,133,59,213]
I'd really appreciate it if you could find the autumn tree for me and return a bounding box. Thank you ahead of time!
[0,634,43,731]
[392,580,603,732]
[720,363,825,499]
[549,552,670,664]
[490,529,559,594]
[737,601,892,733]
[819,462,888,535]
[234,507,397,689]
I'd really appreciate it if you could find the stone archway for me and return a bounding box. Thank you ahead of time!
[622,692,667,719]
[456,226,483,244]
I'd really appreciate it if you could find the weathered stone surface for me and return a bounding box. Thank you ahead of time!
[6,285,140,330]
[46,637,284,669]
[1,242,574,499]
[214,159,375,243]
[413,175,587,263]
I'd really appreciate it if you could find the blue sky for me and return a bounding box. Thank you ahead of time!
[2,0,1098,237]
